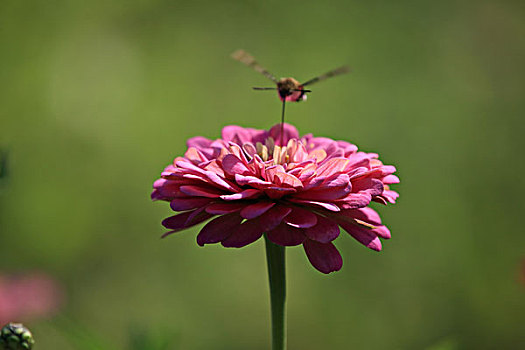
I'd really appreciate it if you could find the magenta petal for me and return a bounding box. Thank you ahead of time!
[284,207,318,228]
[346,152,371,169]
[266,223,306,246]
[336,193,372,209]
[338,221,382,251]
[222,154,251,176]
[197,213,243,246]
[221,218,265,248]
[379,165,396,176]
[303,240,343,274]
[304,215,340,243]
[220,189,262,200]
[204,171,240,192]
[293,185,351,201]
[336,208,390,239]
[373,225,391,239]
[234,174,272,187]
[222,125,248,142]
[162,210,195,229]
[161,209,214,236]
[342,207,382,225]
[383,174,400,184]
[373,196,388,205]
[264,187,297,199]
[316,158,352,177]
[260,205,293,231]
[242,142,257,157]
[222,204,293,247]
[287,198,340,211]
[205,202,245,214]
[160,229,179,238]
[186,136,212,149]
[179,185,223,198]
[170,198,213,211]
[336,140,358,154]
[240,202,276,219]
[352,177,384,196]
[322,173,350,187]
[222,125,267,144]
[153,178,167,188]
[268,123,299,146]
[300,173,350,195]
[185,206,209,225]
[382,190,399,203]
[175,160,207,175]
[151,190,163,201]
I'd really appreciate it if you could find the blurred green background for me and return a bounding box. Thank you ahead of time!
[1,0,525,349]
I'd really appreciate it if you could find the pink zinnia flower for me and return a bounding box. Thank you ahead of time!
[0,273,63,324]
[152,123,399,273]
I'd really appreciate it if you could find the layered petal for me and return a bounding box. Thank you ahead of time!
[266,223,306,246]
[197,213,243,246]
[283,206,318,228]
[161,209,214,237]
[303,240,343,274]
[338,221,382,251]
[304,215,340,243]
[221,205,292,248]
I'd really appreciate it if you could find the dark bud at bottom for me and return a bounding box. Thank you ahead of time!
[0,323,35,350]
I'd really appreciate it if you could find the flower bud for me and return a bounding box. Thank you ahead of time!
[0,323,34,350]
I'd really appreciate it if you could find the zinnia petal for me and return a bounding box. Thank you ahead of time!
[283,206,318,228]
[268,123,299,145]
[197,213,243,246]
[304,215,340,243]
[303,240,343,274]
[221,205,292,247]
[240,201,276,219]
[338,221,382,251]
[161,209,214,237]
[220,189,262,200]
[205,202,245,214]
[221,218,265,248]
[222,154,251,176]
[170,198,213,211]
[266,223,306,246]
[287,198,341,212]
[336,192,372,209]
[179,185,223,198]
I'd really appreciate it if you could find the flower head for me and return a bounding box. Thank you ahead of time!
[0,273,63,324]
[152,123,399,273]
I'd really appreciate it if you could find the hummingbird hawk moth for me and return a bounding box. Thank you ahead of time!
[231,49,349,144]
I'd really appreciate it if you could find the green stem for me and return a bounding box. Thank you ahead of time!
[264,234,286,350]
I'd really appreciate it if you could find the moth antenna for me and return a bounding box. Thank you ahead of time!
[253,87,277,90]
[232,49,279,83]
[301,65,351,87]
[293,89,311,93]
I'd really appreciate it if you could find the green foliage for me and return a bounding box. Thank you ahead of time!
[128,325,179,350]
[49,318,178,350]
[425,337,459,350]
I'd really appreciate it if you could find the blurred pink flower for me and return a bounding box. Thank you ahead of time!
[152,123,399,273]
[0,273,63,324]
